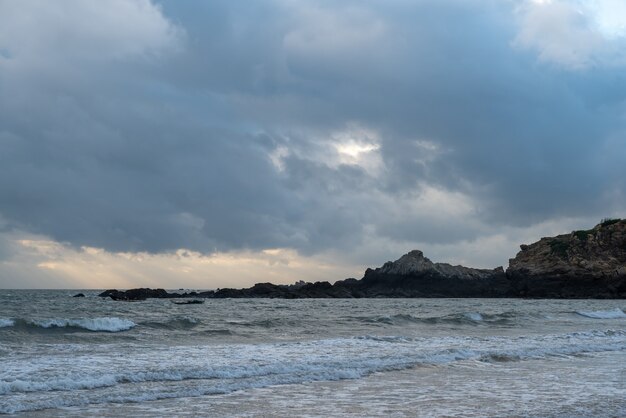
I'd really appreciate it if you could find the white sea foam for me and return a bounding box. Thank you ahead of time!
[0,375,119,396]
[1,329,624,401]
[0,319,14,328]
[463,312,483,321]
[30,317,136,332]
[575,308,626,319]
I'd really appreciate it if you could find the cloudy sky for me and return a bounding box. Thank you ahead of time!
[1,0,625,289]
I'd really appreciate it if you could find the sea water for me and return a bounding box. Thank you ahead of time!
[0,290,624,417]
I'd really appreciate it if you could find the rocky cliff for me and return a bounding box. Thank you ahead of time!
[506,219,626,298]
[99,220,626,300]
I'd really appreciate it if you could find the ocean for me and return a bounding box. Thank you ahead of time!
[0,290,624,417]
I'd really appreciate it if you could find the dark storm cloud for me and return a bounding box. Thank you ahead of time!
[0,0,625,255]
[160,0,626,220]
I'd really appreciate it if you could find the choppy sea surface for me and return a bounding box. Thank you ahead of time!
[0,290,625,417]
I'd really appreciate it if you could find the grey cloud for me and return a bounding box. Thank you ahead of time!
[1,0,625,260]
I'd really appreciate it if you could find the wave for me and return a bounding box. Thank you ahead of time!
[197,329,234,336]
[0,319,14,328]
[462,312,483,321]
[226,318,300,328]
[2,328,624,414]
[353,311,523,326]
[1,317,135,332]
[32,317,135,332]
[575,308,626,319]
[141,317,200,330]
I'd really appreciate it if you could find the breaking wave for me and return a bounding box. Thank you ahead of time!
[353,311,525,326]
[462,312,483,322]
[0,319,15,328]
[141,317,200,330]
[575,308,626,319]
[1,317,135,332]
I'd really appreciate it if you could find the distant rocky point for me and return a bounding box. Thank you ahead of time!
[99,219,626,300]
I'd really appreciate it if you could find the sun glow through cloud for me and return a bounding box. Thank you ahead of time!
[10,238,362,289]
[588,0,626,38]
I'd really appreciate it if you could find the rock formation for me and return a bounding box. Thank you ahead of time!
[506,219,626,298]
[374,250,499,279]
[99,220,626,300]
[354,250,509,297]
[98,288,201,301]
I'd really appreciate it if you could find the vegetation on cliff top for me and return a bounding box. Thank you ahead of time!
[549,218,624,257]
[600,218,623,227]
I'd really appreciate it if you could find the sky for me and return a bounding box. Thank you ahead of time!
[1,0,625,289]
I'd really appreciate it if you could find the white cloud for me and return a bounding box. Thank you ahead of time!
[514,0,626,69]
[587,0,626,39]
[514,0,605,69]
[0,0,183,77]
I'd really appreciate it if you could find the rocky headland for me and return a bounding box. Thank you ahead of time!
[99,219,626,300]
[507,218,626,298]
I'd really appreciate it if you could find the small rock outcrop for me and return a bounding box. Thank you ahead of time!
[98,288,216,301]
[99,288,169,301]
[172,299,204,305]
[507,219,626,298]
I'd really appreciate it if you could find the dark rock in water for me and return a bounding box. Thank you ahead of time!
[197,290,215,298]
[72,293,85,298]
[172,299,204,305]
[100,288,169,301]
[213,282,292,298]
[98,289,118,298]
[100,287,214,301]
